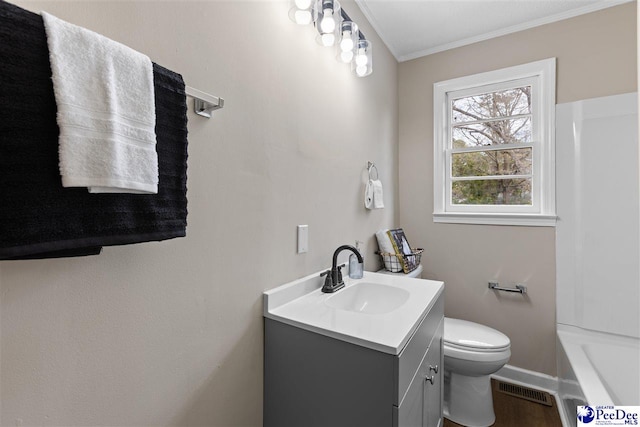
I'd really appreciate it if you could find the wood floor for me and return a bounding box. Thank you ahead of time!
[443,379,563,427]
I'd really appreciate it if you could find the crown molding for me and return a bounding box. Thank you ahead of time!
[357,0,633,63]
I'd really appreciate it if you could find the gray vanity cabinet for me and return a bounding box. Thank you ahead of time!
[394,311,443,427]
[264,293,444,427]
[423,334,444,427]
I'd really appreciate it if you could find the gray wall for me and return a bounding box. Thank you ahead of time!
[0,1,398,425]
[398,3,637,376]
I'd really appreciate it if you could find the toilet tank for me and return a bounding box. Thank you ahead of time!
[377,264,423,279]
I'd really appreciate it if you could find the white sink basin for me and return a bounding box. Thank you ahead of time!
[263,271,443,354]
[325,282,410,314]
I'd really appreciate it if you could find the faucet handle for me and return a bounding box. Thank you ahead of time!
[321,269,335,292]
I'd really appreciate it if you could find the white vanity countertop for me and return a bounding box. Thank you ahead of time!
[263,271,444,355]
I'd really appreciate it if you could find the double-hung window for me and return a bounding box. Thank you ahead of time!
[433,58,556,226]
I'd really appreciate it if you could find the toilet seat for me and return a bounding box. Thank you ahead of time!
[444,317,510,351]
[444,342,511,364]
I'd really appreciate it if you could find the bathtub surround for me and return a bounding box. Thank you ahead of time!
[399,2,637,376]
[0,0,397,425]
[556,93,639,339]
[555,93,639,421]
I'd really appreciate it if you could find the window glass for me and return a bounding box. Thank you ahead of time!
[451,148,532,177]
[452,86,531,123]
[451,117,532,147]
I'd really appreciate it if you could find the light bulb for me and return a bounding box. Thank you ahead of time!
[295,0,312,9]
[356,65,367,76]
[321,33,335,46]
[320,9,335,33]
[355,53,368,66]
[294,9,312,25]
[340,51,353,63]
[340,31,353,52]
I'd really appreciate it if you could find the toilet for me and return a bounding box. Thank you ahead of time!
[376,264,424,278]
[443,318,511,427]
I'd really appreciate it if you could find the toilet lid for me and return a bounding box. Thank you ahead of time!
[444,317,510,351]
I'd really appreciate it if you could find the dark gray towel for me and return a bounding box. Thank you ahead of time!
[0,0,188,260]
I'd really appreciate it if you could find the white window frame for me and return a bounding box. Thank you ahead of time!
[433,58,557,227]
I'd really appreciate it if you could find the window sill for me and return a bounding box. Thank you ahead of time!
[433,212,557,227]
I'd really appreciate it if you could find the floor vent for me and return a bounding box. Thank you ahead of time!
[496,381,554,407]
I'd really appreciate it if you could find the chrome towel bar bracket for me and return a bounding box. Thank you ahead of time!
[367,161,379,180]
[185,86,224,119]
[488,281,527,294]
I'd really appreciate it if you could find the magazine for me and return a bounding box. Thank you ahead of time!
[386,228,417,273]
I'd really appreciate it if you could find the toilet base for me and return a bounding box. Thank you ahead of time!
[444,370,495,427]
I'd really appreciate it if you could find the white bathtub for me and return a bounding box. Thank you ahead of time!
[557,324,640,426]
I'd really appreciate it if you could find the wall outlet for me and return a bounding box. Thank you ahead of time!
[297,225,308,254]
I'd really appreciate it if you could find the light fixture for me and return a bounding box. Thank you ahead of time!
[288,0,313,25]
[337,20,357,63]
[288,0,372,77]
[314,0,340,47]
[353,39,372,77]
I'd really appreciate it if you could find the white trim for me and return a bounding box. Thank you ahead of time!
[452,174,533,182]
[492,365,571,427]
[452,143,534,154]
[353,0,399,60]
[433,58,556,226]
[397,0,633,62]
[492,364,559,394]
[452,113,532,128]
[433,212,557,227]
[556,394,572,427]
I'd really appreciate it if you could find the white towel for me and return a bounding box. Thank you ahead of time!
[364,179,374,209]
[42,12,158,194]
[372,179,384,209]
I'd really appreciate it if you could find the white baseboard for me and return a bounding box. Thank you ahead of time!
[491,364,559,394]
[491,365,572,427]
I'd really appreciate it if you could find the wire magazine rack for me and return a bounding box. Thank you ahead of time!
[377,248,423,274]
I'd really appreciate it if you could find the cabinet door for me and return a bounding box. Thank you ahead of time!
[396,366,425,427]
[423,321,443,427]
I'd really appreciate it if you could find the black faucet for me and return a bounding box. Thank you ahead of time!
[320,245,364,293]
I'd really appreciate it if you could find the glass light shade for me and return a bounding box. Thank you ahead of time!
[314,0,340,47]
[321,33,336,47]
[340,37,353,52]
[340,50,354,63]
[336,20,358,63]
[295,0,312,9]
[288,0,313,25]
[352,39,372,77]
[295,9,312,24]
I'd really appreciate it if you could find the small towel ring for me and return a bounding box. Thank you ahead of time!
[367,162,379,180]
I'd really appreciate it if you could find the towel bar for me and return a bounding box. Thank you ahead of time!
[488,281,527,294]
[185,86,224,119]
